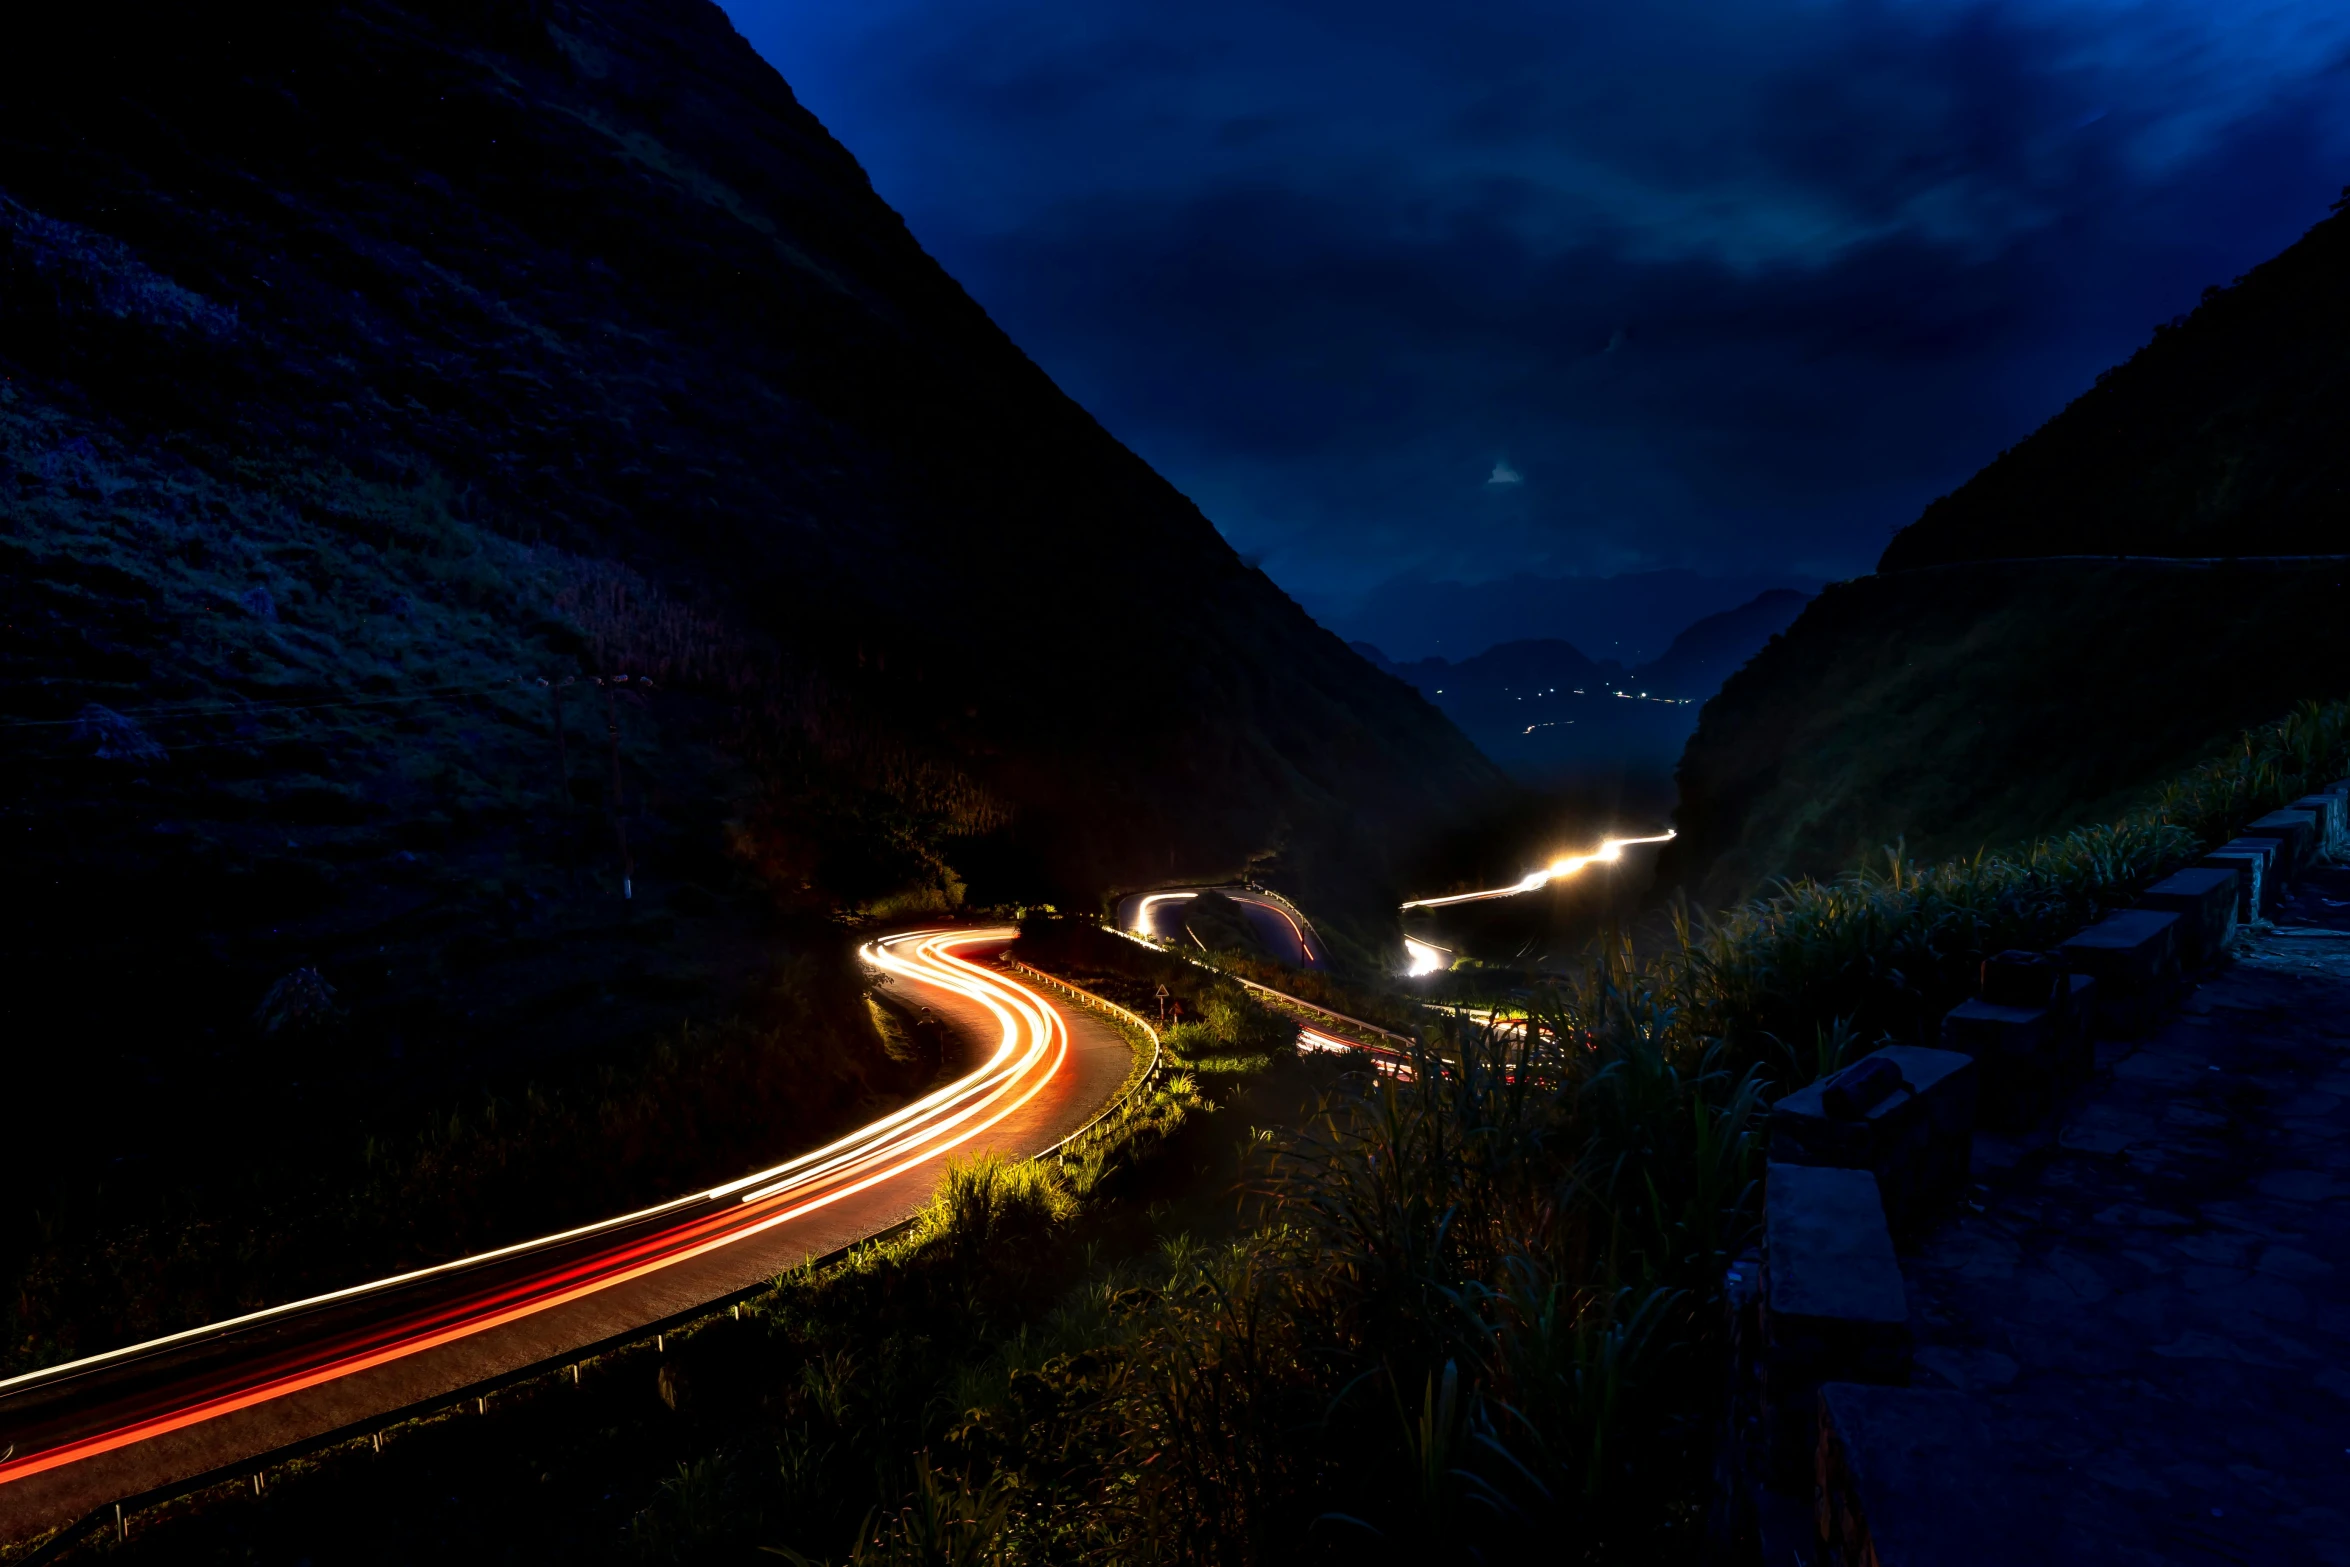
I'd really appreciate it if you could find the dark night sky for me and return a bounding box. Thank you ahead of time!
[719,0,2350,657]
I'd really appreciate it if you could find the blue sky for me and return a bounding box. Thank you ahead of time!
[719,0,2350,645]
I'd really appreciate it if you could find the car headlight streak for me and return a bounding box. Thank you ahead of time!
[1398,830,1677,910]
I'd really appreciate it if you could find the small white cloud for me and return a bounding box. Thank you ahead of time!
[1486,460,1523,486]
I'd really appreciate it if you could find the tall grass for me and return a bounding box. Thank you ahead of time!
[1661,696,2350,1084]
[925,965,1756,1563]
[925,699,2350,1562]
[85,703,2350,1563]
[477,697,2350,1563]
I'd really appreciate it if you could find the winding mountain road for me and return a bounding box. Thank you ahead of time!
[1116,886,1329,970]
[0,928,1137,1545]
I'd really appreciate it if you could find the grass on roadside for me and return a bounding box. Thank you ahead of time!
[58,700,2350,1565]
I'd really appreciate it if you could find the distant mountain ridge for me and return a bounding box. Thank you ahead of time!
[1310,567,1821,665]
[1349,587,1811,792]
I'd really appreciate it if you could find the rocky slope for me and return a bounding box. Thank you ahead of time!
[0,0,1498,1222]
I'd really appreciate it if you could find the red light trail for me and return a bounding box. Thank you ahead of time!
[0,929,1070,1514]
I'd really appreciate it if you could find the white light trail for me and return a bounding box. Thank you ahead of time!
[1403,936,1450,977]
[1130,889,1318,964]
[1398,830,1677,910]
[1134,891,1197,939]
[0,928,1074,1492]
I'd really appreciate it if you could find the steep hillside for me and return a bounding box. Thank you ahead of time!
[1352,637,1690,796]
[0,0,1499,1207]
[1881,195,2350,568]
[1670,192,2350,901]
[1353,595,1806,800]
[1635,588,1810,699]
[1669,562,2350,897]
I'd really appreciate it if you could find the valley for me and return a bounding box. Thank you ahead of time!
[4,0,2346,1562]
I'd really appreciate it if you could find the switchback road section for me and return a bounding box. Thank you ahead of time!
[1116,886,1330,970]
[0,928,1137,1546]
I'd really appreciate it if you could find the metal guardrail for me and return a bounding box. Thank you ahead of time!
[1102,923,1416,1046]
[1000,959,1164,1157]
[6,956,1159,1565]
[6,1227,906,1565]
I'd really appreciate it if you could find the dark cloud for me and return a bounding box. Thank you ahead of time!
[722,0,2350,646]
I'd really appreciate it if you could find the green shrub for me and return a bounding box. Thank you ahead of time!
[630,1455,752,1562]
[1200,991,1297,1055]
[921,1154,1077,1260]
[769,1452,1015,1566]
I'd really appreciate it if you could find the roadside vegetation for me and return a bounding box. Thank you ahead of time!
[1014,917,1422,1043]
[39,700,2350,1564]
[1673,559,2350,899]
[1664,696,2350,1077]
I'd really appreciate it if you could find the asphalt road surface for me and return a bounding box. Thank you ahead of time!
[1115,886,1329,970]
[0,928,1135,1544]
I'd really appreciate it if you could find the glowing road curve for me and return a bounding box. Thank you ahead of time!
[1398,830,1677,910]
[0,928,1095,1537]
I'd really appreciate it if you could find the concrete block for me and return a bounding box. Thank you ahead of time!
[2288,793,2346,856]
[2214,833,2281,881]
[2197,848,2267,921]
[2058,908,2179,989]
[2134,866,2237,967]
[2241,809,2320,878]
[1938,1001,2067,1130]
[1817,1383,2020,1567]
[1939,997,2049,1058]
[1979,948,2066,1009]
[2058,910,2179,1036]
[1771,1046,1977,1231]
[1763,1164,1909,1487]
[2063,973,2097,1087]
[1766,1165,1908,1332]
